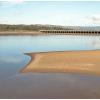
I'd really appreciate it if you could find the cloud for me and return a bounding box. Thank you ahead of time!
[85,15,100,25]
[0,0,25,7]
[7,0,24,4]
[88,39,100,49]
[91,40,100,49]
[0,56,23,63]
[0,17,9,24]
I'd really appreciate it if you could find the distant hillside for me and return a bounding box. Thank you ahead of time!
[0,24,100,32]
[0,24,72,31]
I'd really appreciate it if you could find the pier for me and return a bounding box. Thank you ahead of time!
[40,30,100,35]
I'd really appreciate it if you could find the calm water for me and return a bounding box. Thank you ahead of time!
[0,35,100,98]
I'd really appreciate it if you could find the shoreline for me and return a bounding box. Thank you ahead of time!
[21,50,100,75]
[0,31,42,35]
[0,31,100,36]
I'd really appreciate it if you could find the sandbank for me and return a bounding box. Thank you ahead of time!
[21,50,100,75]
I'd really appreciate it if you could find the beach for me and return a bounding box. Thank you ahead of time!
[0,31,41,35]
[21,50,100,75]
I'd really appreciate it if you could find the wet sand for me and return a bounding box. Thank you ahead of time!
[21,50,100,75]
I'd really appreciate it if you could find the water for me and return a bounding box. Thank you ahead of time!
[0,35,100,98]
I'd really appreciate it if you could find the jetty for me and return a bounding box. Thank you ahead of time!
[40,30,100,35]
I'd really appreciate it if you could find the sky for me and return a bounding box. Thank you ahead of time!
[0,1,100,26]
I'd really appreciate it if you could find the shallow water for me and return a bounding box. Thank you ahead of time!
[0,35,100,98]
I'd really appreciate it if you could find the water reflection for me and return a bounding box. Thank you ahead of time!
[0,35,100,55]
[0,54,30,81]
[90,39,100,49]
[0,73,100,99]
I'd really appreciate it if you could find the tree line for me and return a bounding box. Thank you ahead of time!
[0,24,71,31]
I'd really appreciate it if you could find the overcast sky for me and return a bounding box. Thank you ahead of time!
[0,1,100,26]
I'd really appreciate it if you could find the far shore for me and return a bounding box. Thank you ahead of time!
[0,31,100,36]
[0,31,41,35]
[21,50,100,75]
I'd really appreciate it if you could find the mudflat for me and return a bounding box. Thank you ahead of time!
[21,50,100,75]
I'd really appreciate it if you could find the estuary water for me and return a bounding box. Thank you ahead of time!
[0,35,100,98]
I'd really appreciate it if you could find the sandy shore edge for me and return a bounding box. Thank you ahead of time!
[0,31,41,35]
